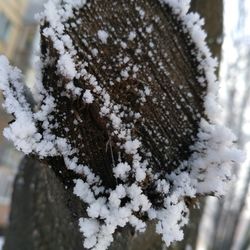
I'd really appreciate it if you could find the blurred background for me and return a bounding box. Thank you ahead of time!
[0,0,45,248]
[0,0,249,250]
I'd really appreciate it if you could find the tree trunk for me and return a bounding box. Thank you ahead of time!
[3,0,222,249]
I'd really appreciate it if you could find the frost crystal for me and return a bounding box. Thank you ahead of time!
[97,30,109,44]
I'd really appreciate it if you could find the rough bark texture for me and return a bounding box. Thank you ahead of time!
[41,0,206,190]
[3,0,222,250]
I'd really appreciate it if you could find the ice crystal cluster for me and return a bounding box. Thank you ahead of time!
[0,0,244,249]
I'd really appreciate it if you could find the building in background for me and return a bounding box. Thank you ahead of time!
[0,0,39,73]
[0,0,28,69]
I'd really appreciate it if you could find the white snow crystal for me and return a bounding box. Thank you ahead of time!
[97,30,109,44]
[83,89,94,104]
[79,218,100,238]
[57,53,77,79]
[124,139,141,154]
[128,31,136,41]
[73,179,95,204]
[113,162,131,180]
[91,48,99,57]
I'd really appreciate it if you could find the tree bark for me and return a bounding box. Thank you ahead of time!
[3,0,222,249]
[40,0,206,189]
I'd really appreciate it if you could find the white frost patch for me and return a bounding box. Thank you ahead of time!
[0,56,38,154]
[124,139,141,155]
[79,218,100,249]
[83,89,94,104]
[57,53,77,79]
[128,31,136,41]
[91,48,98,57]
[97,30,109,44]
[113,162,131,180]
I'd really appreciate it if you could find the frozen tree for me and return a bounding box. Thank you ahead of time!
[0,0,244,250]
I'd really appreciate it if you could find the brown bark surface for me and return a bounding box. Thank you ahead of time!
[41,0,206,189]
